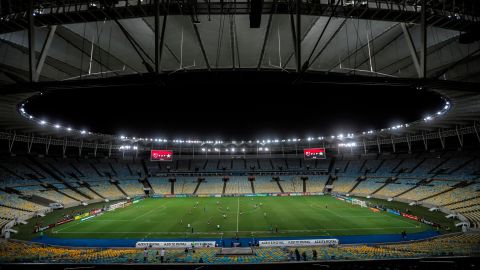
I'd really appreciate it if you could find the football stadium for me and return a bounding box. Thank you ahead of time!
[1,1,480,269]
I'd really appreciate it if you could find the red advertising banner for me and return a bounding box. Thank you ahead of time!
[151,150,173,161]
[304,148,326,160]
[56,218,74,226]
[401,213,419,221]
[89,209,102,215]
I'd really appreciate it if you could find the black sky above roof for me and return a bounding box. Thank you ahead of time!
[24,72,444,140]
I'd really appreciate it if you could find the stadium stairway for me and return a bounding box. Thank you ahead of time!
[394,178,432,198]
[3,187,21,195]
[54,187,82,202]
[371,177,397,195]
[21,194,55,207]
[111,180,128,197]
[170,180,175,195]
[347,177,365,194]
[441,195,480,208]
[392,157,404,174]
[0,203,33,213]
[325,175,337,186]
[138,178,153,192]
[90,163,104,177]
[29,156,92,200]
[78,181,105,199]
[327,156,336,173]
[250,180,255,194]
[448,156,477,174]
[222,180,227,194]
[373,159,386,173]
[193,180,202,194]
[275,179,284,193]
[126,163,134,175]
[409,158,426,173]
[420,181,472,202]
[69,163,84,177]
[140,159,150,176]
[22,162,47,179]
[428,154,454,174]
[302,178,307,193]
[0,163,24,180]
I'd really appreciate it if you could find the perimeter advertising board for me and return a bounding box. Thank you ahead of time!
[259,239,339,247]
[136,241,216,248]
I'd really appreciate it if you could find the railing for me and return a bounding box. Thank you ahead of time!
[0,123,478,156]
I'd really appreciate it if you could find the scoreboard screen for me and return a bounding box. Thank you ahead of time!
[150,150,173,161]
[304,148,326,160]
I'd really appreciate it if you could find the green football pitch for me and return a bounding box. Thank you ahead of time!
[26,195,433,239]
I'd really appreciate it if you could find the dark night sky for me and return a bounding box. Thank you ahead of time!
[24,74,444,140]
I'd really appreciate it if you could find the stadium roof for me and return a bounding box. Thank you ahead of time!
[0,0,479,149]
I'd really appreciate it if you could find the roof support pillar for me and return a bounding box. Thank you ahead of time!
[295,0,301,72]
[301,0,341,73]
[474,122,480,144]
[45,137,51,155]
[406,135,411,153]
[154,0,160,74]
[114,19,154,72]
[94,141,98,157]
[456,126,464,148]
[257,1,276,69]
[422,132,428,151]
[27,134,34,154]
[62,137,67,157]
[362,138,367,155]
[438,129,445,149]
[191,23,210,70]
[391,136,396,153]
[400,23,422,78]
[34,25,57,82]
[376,137,381,154]
[8,131,16,153]
[420,0,427,79]
[78,139,83,156]
[28,0,36,83]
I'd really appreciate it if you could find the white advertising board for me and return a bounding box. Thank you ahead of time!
[258,239,339,247]
[136,241,216,248]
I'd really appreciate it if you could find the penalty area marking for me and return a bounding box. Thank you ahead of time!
[132,204,168,221]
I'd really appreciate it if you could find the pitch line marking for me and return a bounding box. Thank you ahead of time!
[52,225,419,234]
[236,196,240,232]
[54,201,169,233]
[132,204,168,221]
